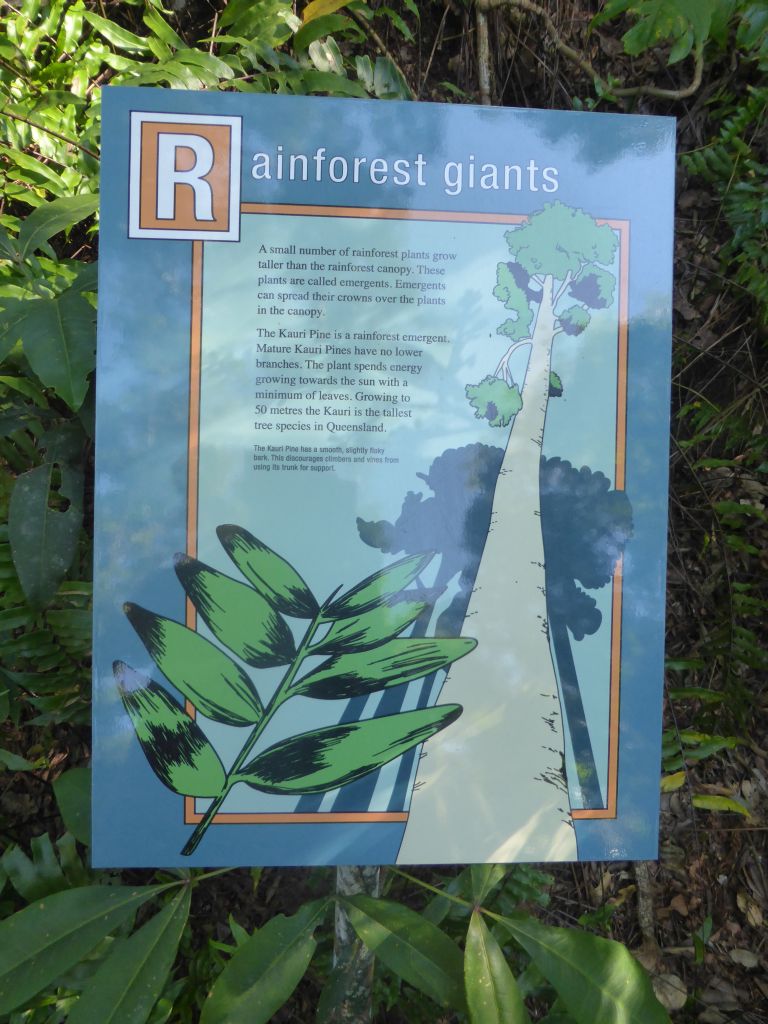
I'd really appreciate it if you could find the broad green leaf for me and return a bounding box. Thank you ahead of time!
[174,554,295,667]
[175,48,236,79]
[9,461,83,607]
[84,11,150,51]
[373,55,409,98]
[1,834,68,901]
[1,288,95,410]
[470,865,509,906]
[200,899,328,1024]
[18,195,99,260]
[302,0,352,23]
[499,913,671,1024]
[115,662,226,797]
[341,893,467,1013]
[297,69,370,97]
[124,605,263,726]
[68,888,191,1024]
[217,524,318,617]
[465,912,531,1024]
[294,637,477,698]
[142,6,185,50]
[308,36,344,75]
[0,747,35,771]
[237,704,461,794]
[313,597,427,654]
[327,552,433,618]
[692,794,750,816]
[0,883,169,1015]
[294,13,355,50]
[53,765,91,845]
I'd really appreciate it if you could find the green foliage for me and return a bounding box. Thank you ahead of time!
[340,893,468,1013]
[465,911,532,1023]
[593,0,719,63]
[52,766,91,845]
[119,527,473,855]
[66,888,191,1024]
[0,883,173,1015]
[199,900,328,1024]
[683,84,768,322]
[466,376,523,427]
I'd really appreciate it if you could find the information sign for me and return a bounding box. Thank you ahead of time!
[93,87,675,865]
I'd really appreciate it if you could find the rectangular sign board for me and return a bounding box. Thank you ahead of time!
[93,87,675,866]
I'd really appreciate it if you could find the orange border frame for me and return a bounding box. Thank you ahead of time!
[184,205,629,826]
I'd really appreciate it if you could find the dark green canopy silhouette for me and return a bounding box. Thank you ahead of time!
[311,445,632,814]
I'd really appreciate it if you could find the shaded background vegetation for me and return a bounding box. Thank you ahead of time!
[0,1,766,1021]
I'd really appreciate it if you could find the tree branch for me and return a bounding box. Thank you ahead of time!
[477,0,704,101]
[476,3,492,105]
[495,338,531,381]
[555,271,573,305]
[0,104,99,159]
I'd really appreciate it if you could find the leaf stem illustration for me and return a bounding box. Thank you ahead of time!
[180,589,338,857]
[118,531,473,858]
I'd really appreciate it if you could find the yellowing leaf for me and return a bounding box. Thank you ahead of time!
[660,771,686,792]
[303,0,354,25]
[691,794,750,817]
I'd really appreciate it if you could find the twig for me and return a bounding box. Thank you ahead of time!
[477,0,704,101]
[347,8,416,101]
[476,3,492,105]
[1,105,99,160]
[417,3,449,100]
[209,11,218,55]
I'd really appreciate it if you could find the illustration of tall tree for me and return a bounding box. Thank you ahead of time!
[398,202,619,863]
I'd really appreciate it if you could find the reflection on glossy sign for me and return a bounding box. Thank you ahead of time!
[94,88,675,867]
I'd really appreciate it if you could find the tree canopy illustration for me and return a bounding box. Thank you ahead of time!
[466,201,618,428]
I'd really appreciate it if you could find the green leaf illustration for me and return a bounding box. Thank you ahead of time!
[465,911,532,1024]
[235,705,462,794]
[294,637,477,699]
[174,554,295,667]
[124,604,263,726]
[115,663,226,797]
[217,525,319,617]
[0,884,169,1015]
[313,597,427,654]
[67,888,191,1024]
[200,899,328,1024]
[340,893,467,1013]
[326,551,434,618]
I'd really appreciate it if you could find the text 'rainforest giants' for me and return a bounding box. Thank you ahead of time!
[251,146,560,196]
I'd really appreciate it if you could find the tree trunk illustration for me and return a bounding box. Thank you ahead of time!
[398,277,577,863]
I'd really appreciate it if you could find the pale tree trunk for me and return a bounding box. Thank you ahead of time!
[320,866,380,1024]
[397,276,576,864]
